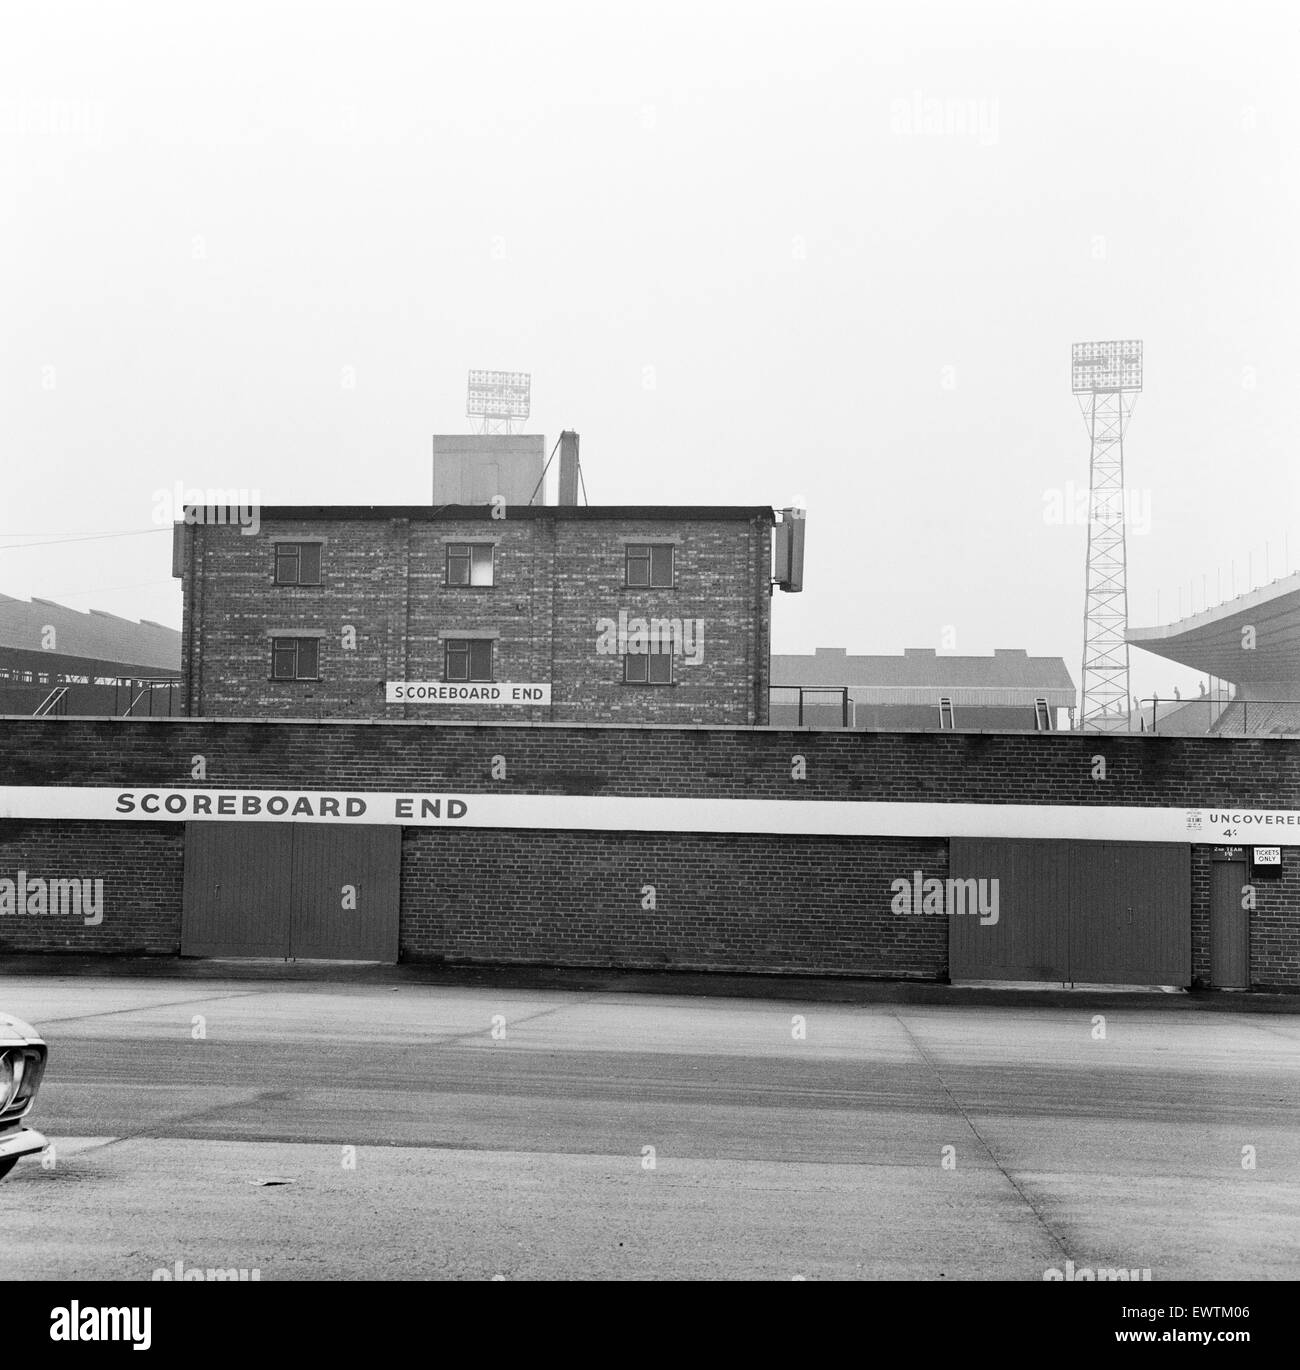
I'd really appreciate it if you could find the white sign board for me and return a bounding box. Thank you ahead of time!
[1253,846,1282,866]
[385,682,551,705]
[0,788,1297,842]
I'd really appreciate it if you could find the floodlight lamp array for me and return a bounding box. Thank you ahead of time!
[467,370,531,420]
[1071,340,1142,393]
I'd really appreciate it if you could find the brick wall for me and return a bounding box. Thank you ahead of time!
[0,819,183,954]
[1190,846,1212,986]
[0,719,1296,984]
[177,509,774,725]
[401,830,948,977]
[1247,858,1300,991]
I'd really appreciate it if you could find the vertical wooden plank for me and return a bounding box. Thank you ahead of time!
[289,825,400,962]
[1068,843,1190,986]
[1210,860,1250,988]
[949,838,1069,981]
[181,823,292,957]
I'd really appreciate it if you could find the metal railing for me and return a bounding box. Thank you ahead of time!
[1140,697,1300,736]
[117,679,182,717]
[34,687,69,716]
[769,686,851,728]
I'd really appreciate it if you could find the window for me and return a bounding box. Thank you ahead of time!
[938,697,955,729]
[446,543,494,586]
[275,542,322,585]
[271,637,319,680]
[625,651,673,685]
[1034,698,1051,731]
[626,543,674,588]
[445,638,493,682]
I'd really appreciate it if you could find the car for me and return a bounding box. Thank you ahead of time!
[0,1013,48,1180]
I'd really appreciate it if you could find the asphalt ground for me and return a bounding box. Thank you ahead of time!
[2,962,1297,1281]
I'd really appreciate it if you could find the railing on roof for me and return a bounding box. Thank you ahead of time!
[34,687,68,716]
[118,679,181,717]
[769,686,851,728]
[1140,697,1300,736]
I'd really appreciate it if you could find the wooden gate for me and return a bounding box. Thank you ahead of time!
[949,839,1190,985]
[1209,856,1250,988]
[182,823,400,961]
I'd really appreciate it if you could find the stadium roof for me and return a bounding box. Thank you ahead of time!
[1127,571,1300,687]
[0,595,181,673]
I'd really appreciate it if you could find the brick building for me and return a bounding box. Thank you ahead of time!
[174,503,783,724]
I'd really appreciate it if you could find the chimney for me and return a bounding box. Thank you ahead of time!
[558,431,580,506]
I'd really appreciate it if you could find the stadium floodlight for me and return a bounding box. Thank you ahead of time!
[1072,339,1144,732]
[1071,340,1143,394]
[467,370,531,432]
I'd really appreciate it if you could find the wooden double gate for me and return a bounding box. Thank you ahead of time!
[181,823,400,961]
[948,839,1191,985]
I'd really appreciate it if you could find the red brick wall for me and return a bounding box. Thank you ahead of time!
[0,819,183,954]
[0,719,1296,985]
[1247,858,1300,991]
[400,830,949,977]
[1190,846,1213,986]
[177,511,774,725]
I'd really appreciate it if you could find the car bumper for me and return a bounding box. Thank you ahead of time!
[0,1126,48,1161]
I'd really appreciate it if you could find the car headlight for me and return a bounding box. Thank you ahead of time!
[0,1049,44,1114]
[11,1049,44,1108]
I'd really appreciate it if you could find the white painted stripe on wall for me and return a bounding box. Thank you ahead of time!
[0,787,1296,844]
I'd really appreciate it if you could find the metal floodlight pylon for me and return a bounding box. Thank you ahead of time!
[466,370,531,435]
[1073,340,1142,731]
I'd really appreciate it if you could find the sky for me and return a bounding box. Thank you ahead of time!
[3,0,1298,705]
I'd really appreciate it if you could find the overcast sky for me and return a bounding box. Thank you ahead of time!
[3,0,1297,703]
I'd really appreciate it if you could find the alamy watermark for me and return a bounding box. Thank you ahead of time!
[0,871,102,925]
[1045,1259,1152,1281]
[595,611,705,664]
[49,1303,150,1350]
[1043,481,1152,536]
[151,1259,261,1281]
[889,91,999,145]
[151,483,261,535]
[890,871,999,925]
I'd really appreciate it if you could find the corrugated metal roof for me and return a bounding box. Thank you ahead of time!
[0,595,180,672]
[771,648,1075,692]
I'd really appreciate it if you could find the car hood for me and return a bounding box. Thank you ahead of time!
[0,1012,44,1046]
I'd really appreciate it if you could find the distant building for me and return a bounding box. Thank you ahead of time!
[0,595,181,716]
[769,647,1075,730]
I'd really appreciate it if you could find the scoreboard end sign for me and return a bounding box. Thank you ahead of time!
[386,682,551,705]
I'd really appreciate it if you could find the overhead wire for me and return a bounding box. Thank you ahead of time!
[0,528,171,551]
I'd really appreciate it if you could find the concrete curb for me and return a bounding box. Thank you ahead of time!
[2,953,1299,1013]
